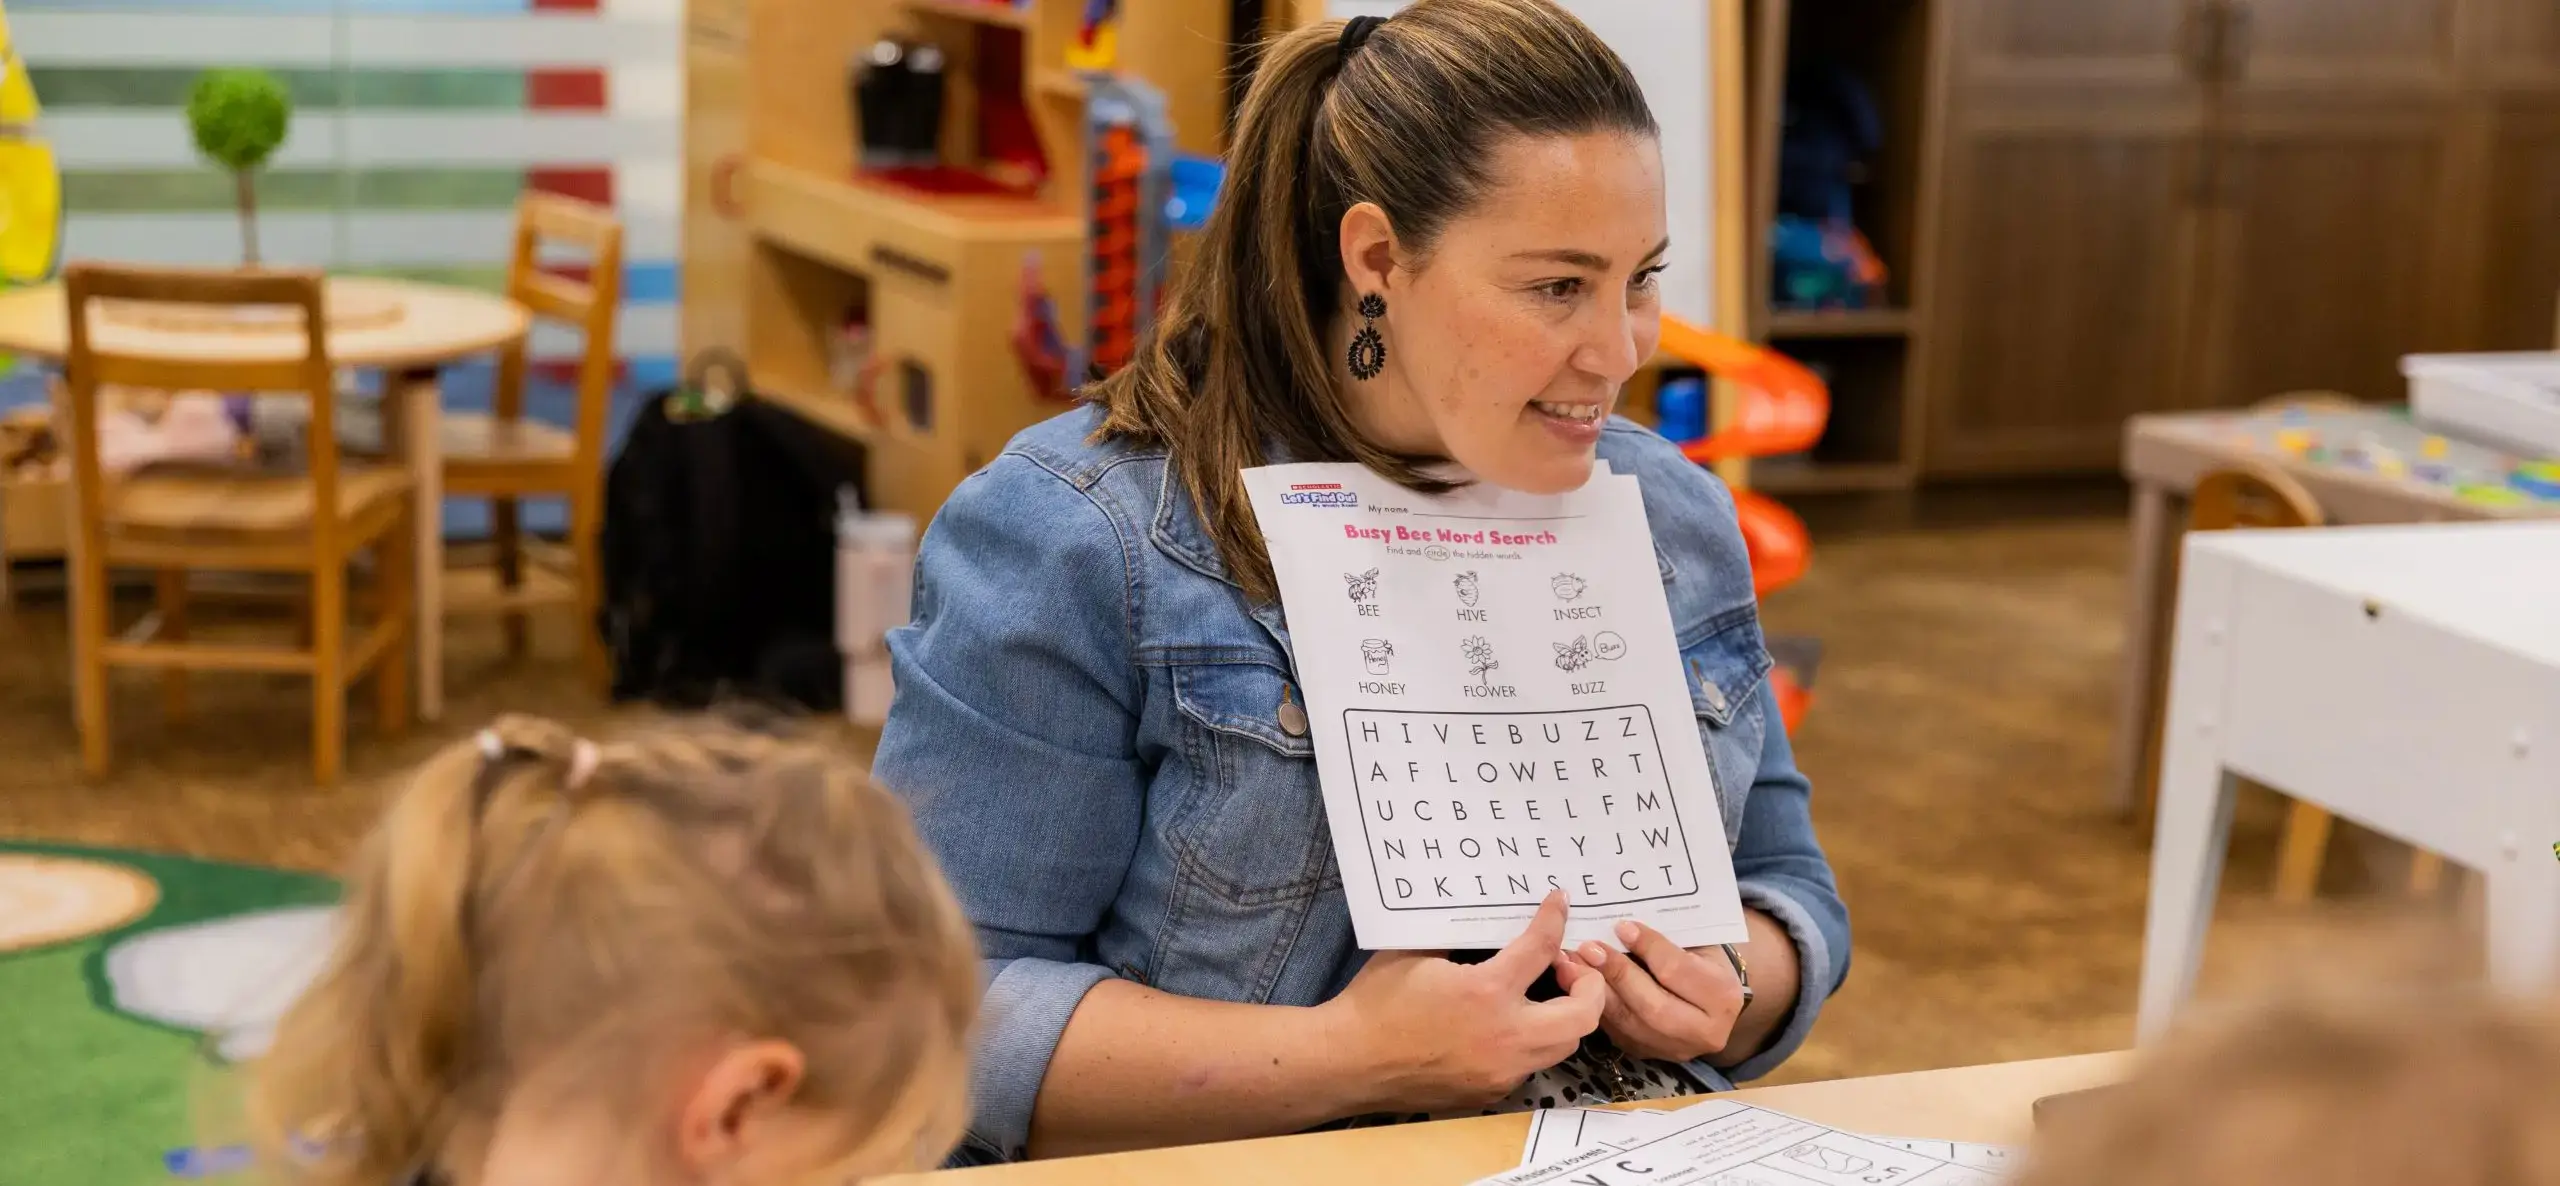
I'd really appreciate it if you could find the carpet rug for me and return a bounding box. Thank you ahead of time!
[0,842,339,1186]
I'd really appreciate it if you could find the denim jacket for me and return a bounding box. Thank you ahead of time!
[875,405,1850,1164]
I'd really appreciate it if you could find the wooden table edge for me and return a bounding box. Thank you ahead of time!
[890,1051,2135,1184]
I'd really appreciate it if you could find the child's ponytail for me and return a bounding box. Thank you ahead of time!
[247,714,978,1185]
[251,740,491,1186]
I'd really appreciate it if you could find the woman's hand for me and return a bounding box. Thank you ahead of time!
[1323,890,1607,1112]
[1557,920,1749,1064]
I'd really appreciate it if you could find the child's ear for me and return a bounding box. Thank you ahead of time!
[674,1040,806,1172]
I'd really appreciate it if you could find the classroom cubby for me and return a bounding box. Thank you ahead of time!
[1744,0,1942,493]
[684,0,1234,518]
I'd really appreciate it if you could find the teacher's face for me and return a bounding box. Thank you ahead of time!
[1338,131,1668,495]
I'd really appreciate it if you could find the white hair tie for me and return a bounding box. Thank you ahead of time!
[565,739,601,790]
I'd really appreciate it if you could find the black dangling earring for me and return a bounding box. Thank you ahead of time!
[1347,293,1387,381]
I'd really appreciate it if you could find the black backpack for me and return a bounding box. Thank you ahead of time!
[598,352,868,710]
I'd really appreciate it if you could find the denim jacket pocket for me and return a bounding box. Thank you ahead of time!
[1166,660,1340,906]
[1680,609,1774,848]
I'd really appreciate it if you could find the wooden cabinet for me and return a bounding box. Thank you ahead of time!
[1919,0,2554,475]
[682,38,753,365]
[1949,0,2194,86]
[1923,106,2207,471]
[2476,0,2560,83]
[2476,98,2560,350]
[2185,99,2466,410]
[2227,0,2462,88]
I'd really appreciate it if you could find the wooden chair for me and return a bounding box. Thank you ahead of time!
[60,265,415,785]
[441,192,623,688]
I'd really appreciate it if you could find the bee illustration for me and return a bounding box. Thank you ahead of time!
[1344,568,1380,603]
[1553,635,1593,672]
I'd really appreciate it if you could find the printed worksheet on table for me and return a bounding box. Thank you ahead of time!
[1242,462,1746,951]
[1481,1100,2001,1186]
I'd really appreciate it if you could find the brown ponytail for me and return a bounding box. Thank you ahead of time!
[1089,0,1654,603]
[247,715,978,1186]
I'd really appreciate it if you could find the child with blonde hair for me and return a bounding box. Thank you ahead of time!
[249,713,979,1186]
[2017,989,2560,1186]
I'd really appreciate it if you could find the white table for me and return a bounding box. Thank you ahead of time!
[2136,521,2560,1041]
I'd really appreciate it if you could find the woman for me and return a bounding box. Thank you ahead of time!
[875,0,1849,1164]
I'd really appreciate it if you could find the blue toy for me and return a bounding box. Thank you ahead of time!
[1654,373,1707,444]
[1165,152,1224,231]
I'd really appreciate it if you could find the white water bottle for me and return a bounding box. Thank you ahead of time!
[836,491,918,726]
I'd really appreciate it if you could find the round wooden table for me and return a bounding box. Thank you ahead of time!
[0,275,534,722]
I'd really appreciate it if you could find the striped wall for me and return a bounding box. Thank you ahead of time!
[10,0,686,534]
[15,0,680,373]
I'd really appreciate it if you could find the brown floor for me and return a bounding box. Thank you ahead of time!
[0,493,2478,1085]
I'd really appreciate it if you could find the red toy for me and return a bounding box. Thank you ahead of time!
[1655,316,1830,733]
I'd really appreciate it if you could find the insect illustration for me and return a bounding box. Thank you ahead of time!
[1453,570,1481,607]
[1551,572,1589,602]
[1782,1145,1875,1176]
[1461,635,1499,687]
[1344,568,1380,603]
[1553,635,1593,672]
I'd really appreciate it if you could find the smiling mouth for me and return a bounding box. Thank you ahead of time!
[1530,400,1607,424]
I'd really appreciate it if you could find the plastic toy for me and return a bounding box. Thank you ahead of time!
[1079,76,1172,381]
[2511,461,2560,500]
[1068,0,1121,71]
[1654,372,1707,444]
[0,1,60,291]
[1165,152,1224,232]
[1654,315,1831,733]
[1012,253,1071,400]
[1771,213,1885,310]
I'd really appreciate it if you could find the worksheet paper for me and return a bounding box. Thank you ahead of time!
[1242,462,1746,951]
[1478,1100,2003,1186]
[1519,1108,2020,1178]
[1520,1108,1671,1167]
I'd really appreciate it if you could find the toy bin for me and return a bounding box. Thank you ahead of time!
[2403,352,2560,459]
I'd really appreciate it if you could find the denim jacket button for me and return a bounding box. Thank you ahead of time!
[1277,702,1309,737]
[1701,681,1728,714]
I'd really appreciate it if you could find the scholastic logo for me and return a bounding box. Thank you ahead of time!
[1280,482,1358,508]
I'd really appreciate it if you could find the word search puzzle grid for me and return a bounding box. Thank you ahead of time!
[1346,706,1700,912]
[1244,461,1747,949]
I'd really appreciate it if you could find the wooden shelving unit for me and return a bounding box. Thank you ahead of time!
[1767,307,1913,339]
[1734,0,1941,492]
[1748,456,1910,495]
[904,0,1035,29]
[682,0,1234,518]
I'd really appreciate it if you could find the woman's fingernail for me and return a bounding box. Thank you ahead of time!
[1580,942,1610,965]
[1616,921,1640,945]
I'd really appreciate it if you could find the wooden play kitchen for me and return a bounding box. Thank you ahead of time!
[681,0,1235,518]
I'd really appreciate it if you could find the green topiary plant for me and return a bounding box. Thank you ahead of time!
[184,68,292,267]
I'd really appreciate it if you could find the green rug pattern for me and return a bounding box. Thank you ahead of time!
[0,842,339,1186]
